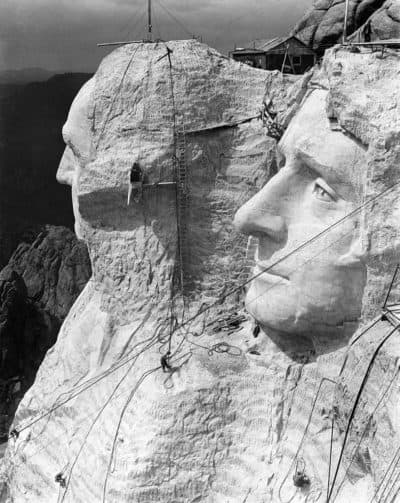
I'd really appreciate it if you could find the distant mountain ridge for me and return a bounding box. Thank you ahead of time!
[0,68,55,85]
[0,71,93,267]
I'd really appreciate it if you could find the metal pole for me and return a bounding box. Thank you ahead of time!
[148,0,153,41]
[98,40,143,47]
[343,0,350,44]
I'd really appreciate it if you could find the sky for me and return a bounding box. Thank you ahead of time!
[0,0,311,73]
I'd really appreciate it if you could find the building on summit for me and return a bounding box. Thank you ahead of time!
[230,35,317,74]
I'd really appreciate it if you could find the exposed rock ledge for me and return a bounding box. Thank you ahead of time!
[293,0,400,52]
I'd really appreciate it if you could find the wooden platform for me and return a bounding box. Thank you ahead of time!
[346,39,400,47]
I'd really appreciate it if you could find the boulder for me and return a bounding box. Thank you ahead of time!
[293,0,400,52]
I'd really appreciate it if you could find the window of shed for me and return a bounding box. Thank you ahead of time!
[293,56,301,66]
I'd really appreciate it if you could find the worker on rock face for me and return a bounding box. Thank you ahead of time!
[127,162,144,205]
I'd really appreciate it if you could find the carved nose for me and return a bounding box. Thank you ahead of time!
[234,174,288,243]
[56,147,76,186]
[234,203,287,242]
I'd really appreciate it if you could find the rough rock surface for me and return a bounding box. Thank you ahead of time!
[7,226,91,321]
[0,268,27,382]
[2,40,400,503]
[0,226,91,441]
[293,0,400,52]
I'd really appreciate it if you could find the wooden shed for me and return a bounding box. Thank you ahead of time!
[230,36,317,74]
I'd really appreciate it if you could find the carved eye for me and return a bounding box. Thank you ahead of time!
[313,178,337,202]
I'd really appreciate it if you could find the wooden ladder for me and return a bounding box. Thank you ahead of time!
[175,125,189,292]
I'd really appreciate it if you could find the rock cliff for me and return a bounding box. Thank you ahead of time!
[0,226,91,442]
[2,40,400,503]
[293,0,400,52]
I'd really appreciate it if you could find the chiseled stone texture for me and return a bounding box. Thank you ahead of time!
[8,226,91,321]
[3,42,400,503]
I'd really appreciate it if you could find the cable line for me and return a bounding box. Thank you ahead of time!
[59,357,142,502]
[278,377,337,503]
[175,179,400,334]
[10,178,399,440]
[377,452,400,503]
[154,0,195,38]
[101,365,161,503]
[119,5,148,42]
[327,323,400,502]
[6,335,190,476]
[368,447,400,503]
[95,43,141,150]
[11,331,159,437]
[332,366,400,501]
[327,415,335,502]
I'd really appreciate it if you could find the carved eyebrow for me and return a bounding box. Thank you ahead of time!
[297,149,340,185]
[315,177,338,201]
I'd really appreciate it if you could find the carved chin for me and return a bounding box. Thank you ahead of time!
[245,282,299,334]
[245,280,362,338]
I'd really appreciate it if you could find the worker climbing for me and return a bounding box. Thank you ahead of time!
[160,351,173,373]
[127,161,144,205]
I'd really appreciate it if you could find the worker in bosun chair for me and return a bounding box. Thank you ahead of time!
[127,161,144,205]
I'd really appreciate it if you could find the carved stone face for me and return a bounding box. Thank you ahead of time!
[56,45,274,319]
[234,90,367,338]
[57,78,95,238]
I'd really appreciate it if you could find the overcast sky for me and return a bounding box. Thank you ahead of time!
[0,0,311,73]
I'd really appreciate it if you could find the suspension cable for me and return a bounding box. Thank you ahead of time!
[369,447,400,503]
[176,180,400,334]
[154,0,194,38]
[327,323,400,502]
[332,366,400,501]
[11,178,399,440]
[278,377,337,503]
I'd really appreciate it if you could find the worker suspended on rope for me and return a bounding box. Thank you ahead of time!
[9,428,19,440]
[55,473,66,488]
[293,459,311,488]
[127,162,144,205]
[161,351,173,373]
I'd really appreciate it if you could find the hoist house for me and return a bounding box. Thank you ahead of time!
[230,36,317,74]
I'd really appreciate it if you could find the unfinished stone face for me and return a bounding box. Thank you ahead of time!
[3,42,400,503]
[235,90,367,343]
[57,41,285,323]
